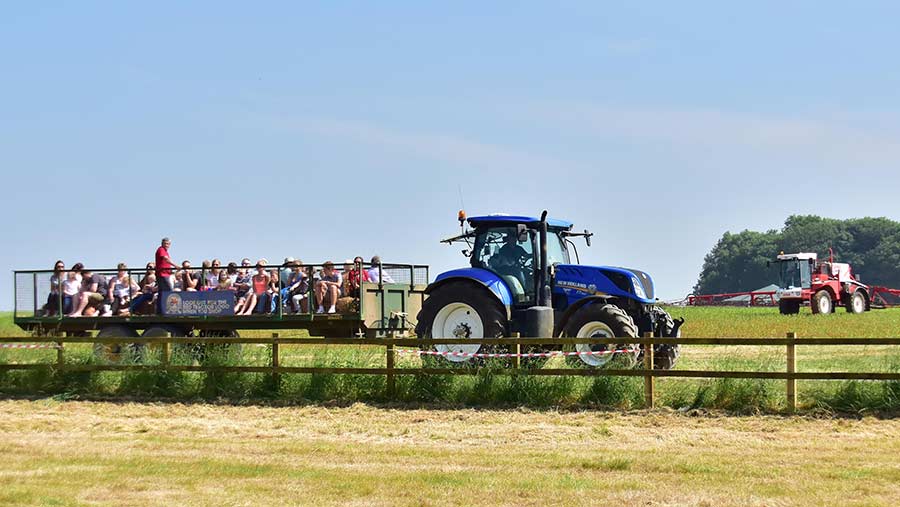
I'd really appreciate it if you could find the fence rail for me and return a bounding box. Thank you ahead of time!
[1,334,899,411]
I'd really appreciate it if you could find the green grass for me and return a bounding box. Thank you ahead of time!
[1,308,899,413]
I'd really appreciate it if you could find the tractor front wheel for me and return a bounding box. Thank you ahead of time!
[846,291,866,314]
[779,300,801,315]
[563,304,639,368]
[811,290,833,315]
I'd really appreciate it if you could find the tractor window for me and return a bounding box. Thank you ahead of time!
[547,232,570,266]
[472,227,536,303]
[779,259,812,289]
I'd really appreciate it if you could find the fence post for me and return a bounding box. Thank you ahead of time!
[512,332,521,369]
[56,340,64,370]
[162,332,170,367]
[643,332,655,409]
[271,333,280,390]
[786,332,797,412]
[386,332,396,399]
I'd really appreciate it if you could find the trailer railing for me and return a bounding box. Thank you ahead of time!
[1,333,899,411]
[14,263,429,320]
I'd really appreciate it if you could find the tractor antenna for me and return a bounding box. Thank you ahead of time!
[457,184,466,211]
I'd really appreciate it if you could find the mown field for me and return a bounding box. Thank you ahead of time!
[1,308,899,506]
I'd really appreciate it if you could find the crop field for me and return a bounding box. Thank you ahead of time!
[1,308,899,506]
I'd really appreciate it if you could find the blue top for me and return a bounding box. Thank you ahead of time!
[467,214,573,230]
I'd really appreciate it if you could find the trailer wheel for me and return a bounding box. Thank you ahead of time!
[142,325,189,362]
[779,300,801,315]
[811,290,833,315]
[846,291,866,314]
[94,325,140,362]
[196,330,242,363]
[563,304,638,368]
[415,281,506,364]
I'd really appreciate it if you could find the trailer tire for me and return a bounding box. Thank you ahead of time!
[142,325,190,362]
[563,304,638,368]
[93,325,140,362]
[846,291,866,314]
[811,290,833,315]
[415,281,507,365]
[779,300,801,315]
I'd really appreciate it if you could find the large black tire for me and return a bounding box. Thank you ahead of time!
[845,291,866,314]
[811,290,833,315]
[779,300,801,315]
[645,306,680,370]
[562,304,638,368]
[196,330,243,363]
[415,281,507,366]
[94,325,140,362]
[142,324,190,362]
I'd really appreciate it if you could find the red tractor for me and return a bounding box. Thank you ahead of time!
[773,251,870,315]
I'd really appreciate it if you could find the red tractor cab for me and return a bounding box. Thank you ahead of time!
[774,252,870,315]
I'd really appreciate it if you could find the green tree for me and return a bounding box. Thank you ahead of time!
[695,216,900,294]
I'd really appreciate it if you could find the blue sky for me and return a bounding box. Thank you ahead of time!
[3,1,900,310]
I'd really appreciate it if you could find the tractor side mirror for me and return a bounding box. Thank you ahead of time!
[584,229,592,247]
[517,224,528,242]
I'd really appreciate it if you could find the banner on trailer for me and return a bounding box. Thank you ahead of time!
[161,291,235,316]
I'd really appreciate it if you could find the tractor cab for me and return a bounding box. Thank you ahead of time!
[775,252,816,290]
[462,214,576,305]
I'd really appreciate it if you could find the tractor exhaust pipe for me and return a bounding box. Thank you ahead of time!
[539,210,551,307]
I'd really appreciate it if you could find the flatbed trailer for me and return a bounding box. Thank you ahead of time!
[13,263,429,339]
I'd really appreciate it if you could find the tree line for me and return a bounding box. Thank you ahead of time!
[694,216,900,295]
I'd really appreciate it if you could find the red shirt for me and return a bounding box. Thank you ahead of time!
[155,246,175,277]
[348,269,369,287]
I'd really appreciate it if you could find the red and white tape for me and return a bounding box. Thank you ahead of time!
[394,348,638,359]
[0,343,63,350]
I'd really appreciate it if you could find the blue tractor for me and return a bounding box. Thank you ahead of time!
[415,211,683,368]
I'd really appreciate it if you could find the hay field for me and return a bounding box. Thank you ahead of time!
[1,399,899,506]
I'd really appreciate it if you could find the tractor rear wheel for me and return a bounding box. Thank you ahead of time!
[811,290,833,315]
[563,304,639,368]
[846,291,866,314]
[779,300,801,315]
[415,282,507,365]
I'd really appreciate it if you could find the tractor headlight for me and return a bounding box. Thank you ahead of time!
[631,276,647,299]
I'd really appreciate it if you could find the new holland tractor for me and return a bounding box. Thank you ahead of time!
[773,251,870,315]
[415,211,683,369]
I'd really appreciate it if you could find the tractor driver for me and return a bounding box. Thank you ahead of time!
[491,231,533,295]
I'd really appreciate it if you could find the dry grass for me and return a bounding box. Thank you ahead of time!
[1,399,899,506]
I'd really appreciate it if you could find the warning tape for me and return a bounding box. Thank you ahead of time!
[0,343,63,350]
[394,347,638,359]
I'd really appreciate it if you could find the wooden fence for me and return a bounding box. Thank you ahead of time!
[1,334,899,411]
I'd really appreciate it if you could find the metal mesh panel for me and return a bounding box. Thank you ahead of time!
[15,272,42,317]
[377,266,429,285]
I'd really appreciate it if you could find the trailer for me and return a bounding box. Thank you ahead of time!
[13,263,429,345]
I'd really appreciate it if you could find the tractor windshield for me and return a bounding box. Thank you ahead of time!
[547,232,570,266]
[472,227,536,303]
[778,259,812,289]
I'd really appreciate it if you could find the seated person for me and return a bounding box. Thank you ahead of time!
[68,268,109,317]
[366,255,395,283]
[43,260,66,316]
[129,262,158,315]
[237,261,269,316]
[108,263,140,316]
[232,260,253,313]
[61,269,81,316]
[315,261,342,314]
[179,260,199,292]
[282,261,309,313]
[342,257,369,298]
[491,232,531,290]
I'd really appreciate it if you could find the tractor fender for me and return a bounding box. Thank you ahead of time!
[553,296,612,337]
[427,268,513,317]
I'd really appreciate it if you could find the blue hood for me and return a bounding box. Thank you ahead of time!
[554,264,656,304]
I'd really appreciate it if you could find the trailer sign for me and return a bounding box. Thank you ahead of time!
[162,291,235,316]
